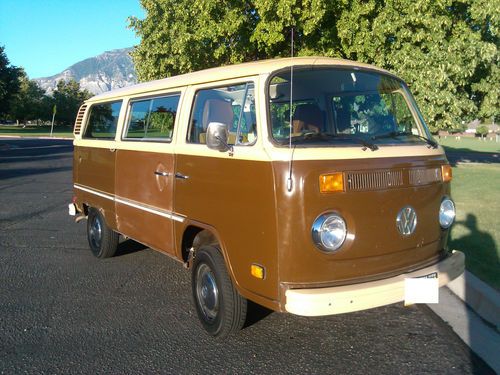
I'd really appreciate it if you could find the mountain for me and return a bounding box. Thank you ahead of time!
[34,47,137,95]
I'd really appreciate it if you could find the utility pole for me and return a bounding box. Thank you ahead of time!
[494,116,498,143]
[50,105,56,137]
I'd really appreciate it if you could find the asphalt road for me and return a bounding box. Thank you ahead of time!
[0,138,494,374]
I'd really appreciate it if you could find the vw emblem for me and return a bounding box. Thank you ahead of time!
[396,206,417,236]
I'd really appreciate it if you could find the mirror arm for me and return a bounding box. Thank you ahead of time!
[215,135,234,156]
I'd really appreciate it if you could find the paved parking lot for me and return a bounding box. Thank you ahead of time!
[0,138,493,374]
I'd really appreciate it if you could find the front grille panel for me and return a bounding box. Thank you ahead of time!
[345,167,442,191]
[409,167,442,186]
[347,170,403,191]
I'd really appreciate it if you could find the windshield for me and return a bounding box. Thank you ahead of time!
[268,67,432,147]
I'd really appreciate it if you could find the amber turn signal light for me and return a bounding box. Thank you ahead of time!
[319,172,344,193]
[441,165,452,182]
[251,264,265,279]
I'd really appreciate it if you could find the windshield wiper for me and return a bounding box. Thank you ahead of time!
[371,131,438,149]
[333,134,379,151]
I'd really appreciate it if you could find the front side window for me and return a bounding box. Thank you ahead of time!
[188,82,256,145]
[124,94,180,142]
[268,68,430,146]
[83,101,122,139]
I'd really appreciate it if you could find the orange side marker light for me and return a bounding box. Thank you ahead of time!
[441,165,452,182]
[251,264,265,279]
[319,173,344,193]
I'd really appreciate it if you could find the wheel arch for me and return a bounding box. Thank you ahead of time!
[180,223,223,265]
[83,203,115,227]
[178,220,280,313]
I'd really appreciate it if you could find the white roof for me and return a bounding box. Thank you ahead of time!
[87,57,393,103]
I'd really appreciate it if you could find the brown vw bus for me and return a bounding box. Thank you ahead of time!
[69,57,464,337]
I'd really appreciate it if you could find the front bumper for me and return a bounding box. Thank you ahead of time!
[285,250,465,316]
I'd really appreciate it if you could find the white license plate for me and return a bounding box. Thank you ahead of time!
[68,203,76,216]
[404,274,439,305]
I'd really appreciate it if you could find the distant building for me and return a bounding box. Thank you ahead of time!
[465,119,481,134]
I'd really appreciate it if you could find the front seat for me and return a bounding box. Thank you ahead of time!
[292,104,323,134]
[199,99,234,144]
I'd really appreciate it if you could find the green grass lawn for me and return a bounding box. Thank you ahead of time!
[449,163,500,290]
[437,136,500,153]
[0,125,74,138]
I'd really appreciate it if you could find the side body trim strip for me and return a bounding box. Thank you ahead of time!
[74,184,185,223]
[74,184,114,201]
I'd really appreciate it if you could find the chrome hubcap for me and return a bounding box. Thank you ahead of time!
[89,216,102,249]
[196,264,219,321]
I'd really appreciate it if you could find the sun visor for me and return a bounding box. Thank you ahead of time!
[269,82,290,100]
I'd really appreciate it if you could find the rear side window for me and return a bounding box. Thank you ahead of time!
[83,101,122,139]
[124,94,180,142]
[188,82,256,145]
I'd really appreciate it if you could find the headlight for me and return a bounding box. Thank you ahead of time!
[439,198,456,229]
[312,213,347,252]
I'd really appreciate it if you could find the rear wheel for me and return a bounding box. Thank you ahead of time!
[87,208,119,258]
[192,245,247,338]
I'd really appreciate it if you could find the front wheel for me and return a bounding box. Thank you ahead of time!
[192,245,247,338]
[87,208,119,258]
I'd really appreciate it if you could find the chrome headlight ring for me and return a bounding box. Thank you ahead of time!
[312,212,347,253]
[439,197,456,229]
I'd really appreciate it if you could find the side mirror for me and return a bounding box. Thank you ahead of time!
[206,122,231,152]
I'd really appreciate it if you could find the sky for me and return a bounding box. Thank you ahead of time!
[0,0,145,78]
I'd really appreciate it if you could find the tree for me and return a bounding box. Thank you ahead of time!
[52,79,92,125]
[128,0,344,80]
[335,0,498,132]
[128,0,261,81]
[469,0,499,123]
[0,46,23,118]
[129,0,498,132]
[476,124,489,139]
[9,71,47,124]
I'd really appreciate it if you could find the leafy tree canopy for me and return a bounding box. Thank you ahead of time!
[1,47,91,125]
[476,124,489,138]
[52,80,92,125]
[0,45,23,117]
[129,0,498,131]
[9,71,48,123]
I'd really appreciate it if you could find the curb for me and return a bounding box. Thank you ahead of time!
[429,286,500,373]
[429,268,500,372]
[447,270,500,331]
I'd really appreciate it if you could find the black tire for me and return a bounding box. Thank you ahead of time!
[87,208,119,258]
[192,245,247,338]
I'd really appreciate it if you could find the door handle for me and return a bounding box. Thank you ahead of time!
[154,171,170,177]
[109,148,116,152]
[175,172,189,180]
